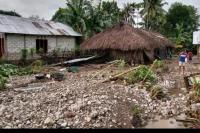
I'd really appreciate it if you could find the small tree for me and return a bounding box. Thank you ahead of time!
[21,48,28,63]
[30,48,36,58]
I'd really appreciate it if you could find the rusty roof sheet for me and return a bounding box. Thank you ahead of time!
[0,14,82,36]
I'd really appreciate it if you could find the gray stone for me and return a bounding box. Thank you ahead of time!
[0,105,6,116]
[61,122,68,127]
[44,117,54,125]
[85,117,91,122]
[90,110,98,119]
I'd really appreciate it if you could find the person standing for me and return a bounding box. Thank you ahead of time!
[188,51,193,63]
[179,51,187,75]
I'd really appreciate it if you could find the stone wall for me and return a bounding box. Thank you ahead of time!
[4,34,76,60]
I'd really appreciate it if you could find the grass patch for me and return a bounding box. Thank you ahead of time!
[131,105,143,128]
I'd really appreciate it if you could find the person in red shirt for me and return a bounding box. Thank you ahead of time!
[188,51,193,63]
[179,51,187,75]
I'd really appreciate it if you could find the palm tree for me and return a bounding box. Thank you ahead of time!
[121,3,137,26]
[52,0,121,39]
[140,0,168,30]
[86,1,121,38]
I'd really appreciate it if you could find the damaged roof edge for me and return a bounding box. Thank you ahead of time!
[0,14,82,37]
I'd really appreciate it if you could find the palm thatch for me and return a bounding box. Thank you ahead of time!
[81,22,175,64]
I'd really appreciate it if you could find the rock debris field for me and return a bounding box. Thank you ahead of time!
[0,61,197,128]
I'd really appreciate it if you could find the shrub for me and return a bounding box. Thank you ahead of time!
[190,79,200,102]
[125,65,157,84]
[131,105,143,128]
[0,63,33,89]
[150,85,166,100]
[116,59,126,69]
[21,48,28,61]
[153,60,169,73]
[154,60,164,69]
[31,60,44,74]
[0,75,7,90]
[30,48,36,58]
[52,47,61,57]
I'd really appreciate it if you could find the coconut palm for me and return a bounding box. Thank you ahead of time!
[65,0,92,35]
[140,0,167,30]
[86,1,121,38]
[121,3,137,26]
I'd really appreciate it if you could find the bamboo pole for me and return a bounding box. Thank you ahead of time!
[141,59,157,83]
[102,66,141,83]
[91,60,118,80]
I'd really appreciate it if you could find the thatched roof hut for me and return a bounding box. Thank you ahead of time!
[81,22,175,64]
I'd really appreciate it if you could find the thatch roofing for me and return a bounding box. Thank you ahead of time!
[81,22,174,51]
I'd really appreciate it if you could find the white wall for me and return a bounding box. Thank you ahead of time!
[5,34,76,60]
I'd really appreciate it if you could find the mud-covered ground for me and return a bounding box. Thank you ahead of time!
[0,57,199,128]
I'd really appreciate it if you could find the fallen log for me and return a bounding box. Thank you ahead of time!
[102,66,141,83]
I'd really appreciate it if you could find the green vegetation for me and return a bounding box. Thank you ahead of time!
[0,10,21,17]
[0,64,32,90]
[52,0,199,53]
[131,105,143,128]
[116,59,126,69]
[31,60,44,74]
[52,47,61,57]
[68,66,80,73]
[30,48,36,58]
[154,60,164,69]
[125,65,157,84]
[153,60,169,74]
[165,2,199,53]
[140,0,168,31]
[189,79,200,102]
[20,48,28,64]
[150,85,166,100]
[52,0,139,39]
[132,105,141,115]
[0,60,44,89]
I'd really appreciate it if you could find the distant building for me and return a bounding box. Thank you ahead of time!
[0,15,81,60]
[193,30,200,58]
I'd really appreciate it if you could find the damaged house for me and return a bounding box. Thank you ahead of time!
[81,22,175,64]
[0,14,81,60]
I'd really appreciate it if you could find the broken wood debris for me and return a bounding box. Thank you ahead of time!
[91,60,119,80]
[102,66,141,83]
[51,56,98,67]
[142,59,157,83]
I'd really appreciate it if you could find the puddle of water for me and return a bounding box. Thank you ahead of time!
[144,114,188,129]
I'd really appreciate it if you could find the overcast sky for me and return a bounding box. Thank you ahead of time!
[0,0,200,20]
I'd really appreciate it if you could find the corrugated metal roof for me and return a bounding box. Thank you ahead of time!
[0,14,82,36]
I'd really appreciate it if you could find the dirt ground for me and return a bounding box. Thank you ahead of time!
[0,56,199,128]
